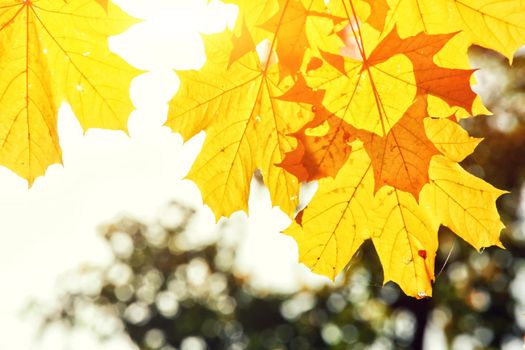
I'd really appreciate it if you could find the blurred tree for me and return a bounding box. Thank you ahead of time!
[32,48,525,350]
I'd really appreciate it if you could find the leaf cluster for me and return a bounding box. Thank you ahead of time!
[1,0,524,298]
[166,0,523,297]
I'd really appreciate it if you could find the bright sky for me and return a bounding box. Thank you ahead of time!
[0,1,327,349]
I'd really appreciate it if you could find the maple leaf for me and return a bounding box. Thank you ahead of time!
[367,28,476,114]
[286,142,440,298]
[357,96,440,198]
[281,9,481,190]
[420,156,506,251]
[0,0,139,184]
[285,144,374,280]
[166,28,310,220]
[167,0,342,220]
[279,113,357,181]
[307,42,417,136]
[277,74,358,181]
[386,0,525,61]
[424,117,482,162]
[287,141,505,297]
[371,184,438,298]
[281,27,472,190]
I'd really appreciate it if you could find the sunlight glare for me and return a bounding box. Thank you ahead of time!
[110,0,237,70]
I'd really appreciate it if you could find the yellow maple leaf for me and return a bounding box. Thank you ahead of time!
[420,156,506,251]
[286,136,505,297]
[371,185,438,298]
[424,118,482,162]
[167,0,343,220]
[386,0,525,61]
[302,5,485,137]
[286,141,440,298]
[166,28,310,220]
[285,144,374,280]
[308,52,416,136]
[0,0,139,184]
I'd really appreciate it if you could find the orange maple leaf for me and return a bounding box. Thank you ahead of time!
[357,96,440,198]
[278,74,357,181]
[285,20,476,192]
[280,113,358,181]
[368,28,476,113]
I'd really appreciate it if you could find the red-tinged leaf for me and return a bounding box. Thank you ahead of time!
[357,97,441,199]
[280,112,358,182]
[368,28,476,113]
[276,74,356,182]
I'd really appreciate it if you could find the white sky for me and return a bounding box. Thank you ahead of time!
[0,1,328,349]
